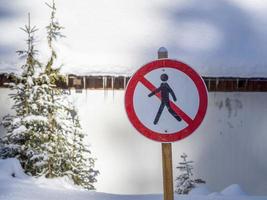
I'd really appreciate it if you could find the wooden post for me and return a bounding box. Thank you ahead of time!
[162,143,174,200]
[158,47,174,200]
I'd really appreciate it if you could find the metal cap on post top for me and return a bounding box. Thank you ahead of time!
[158,47,168,59]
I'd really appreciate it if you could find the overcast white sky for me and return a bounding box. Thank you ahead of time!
[0,0,267,76]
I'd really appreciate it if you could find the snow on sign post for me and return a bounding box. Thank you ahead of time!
[125,48,208,200]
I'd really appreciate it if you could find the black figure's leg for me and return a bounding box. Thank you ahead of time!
[154,103,165,125]
[166,102,181,121]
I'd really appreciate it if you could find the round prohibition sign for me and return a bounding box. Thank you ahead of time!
[125,59,208,142]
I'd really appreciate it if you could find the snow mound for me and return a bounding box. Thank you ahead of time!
[220,184,247,196]
[189,186,211,195]
[208,192,222,196]
[1,159,266,200]
[0,158,28,179]
[32,176,83,190]
[0,158,82,190]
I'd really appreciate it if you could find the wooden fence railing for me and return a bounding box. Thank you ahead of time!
[1,73,267,92]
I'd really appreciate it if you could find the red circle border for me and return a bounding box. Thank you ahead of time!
[125,59,208,142]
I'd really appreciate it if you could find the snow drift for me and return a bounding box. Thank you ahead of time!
[0,158,27,179]
[0,158,267,200]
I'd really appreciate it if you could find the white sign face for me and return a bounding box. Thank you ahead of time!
[133,68,199,134]
[125,59,208,142]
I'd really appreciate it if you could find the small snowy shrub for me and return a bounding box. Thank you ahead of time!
[175,153,205,194]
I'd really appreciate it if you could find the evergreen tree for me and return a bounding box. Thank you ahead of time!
[0,0,99,189]
[0,14,47,175]
[175,153,205,194]
[43,0,99,188]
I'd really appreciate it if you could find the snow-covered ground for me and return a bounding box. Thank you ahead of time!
[1,0,267,76]
[1,88,267,195]
[0,158,266,200]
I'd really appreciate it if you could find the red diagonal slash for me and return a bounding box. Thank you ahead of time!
[140,77,194,125]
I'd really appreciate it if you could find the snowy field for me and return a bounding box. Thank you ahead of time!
[0,159,266,200]
[1,88,267,195]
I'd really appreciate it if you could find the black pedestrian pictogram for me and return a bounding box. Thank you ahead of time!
[148,74,182,125]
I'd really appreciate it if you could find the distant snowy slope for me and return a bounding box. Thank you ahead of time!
[0,159,267,200]
[0,0,267,76]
